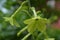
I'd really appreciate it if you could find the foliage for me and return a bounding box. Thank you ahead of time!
[0,0,60,40]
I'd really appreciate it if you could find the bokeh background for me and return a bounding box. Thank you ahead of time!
[0,0,60,40]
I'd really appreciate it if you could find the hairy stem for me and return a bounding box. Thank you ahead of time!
[32,7,37,18]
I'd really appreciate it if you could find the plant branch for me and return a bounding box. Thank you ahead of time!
[21,33,31,40]
[17,26,28,36]
[11,1,27,18]
[22,10,32,17]
[32,7,37,18]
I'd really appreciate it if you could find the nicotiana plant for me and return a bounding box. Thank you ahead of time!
[3,0,57,40]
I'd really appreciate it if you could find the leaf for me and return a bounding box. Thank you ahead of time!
[44,38,55,40]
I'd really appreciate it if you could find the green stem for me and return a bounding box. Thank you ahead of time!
[27,0,31,7]
[11,1,27,18]
[21,33,31,40]
[32,7,37,18]
[22,10,32,17]
[17,26,28,36]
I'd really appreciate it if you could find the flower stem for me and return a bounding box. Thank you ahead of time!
[32,7,37,18]
[11,1,27,18]
[22,10,32,17]
[17,26,28,36]
[21,33,31,40]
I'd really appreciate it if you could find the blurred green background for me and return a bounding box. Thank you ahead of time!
[0,0,60,40]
